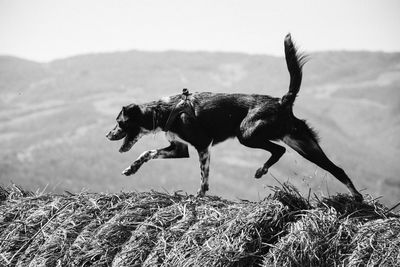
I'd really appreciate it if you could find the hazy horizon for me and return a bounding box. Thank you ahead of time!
[1,0,399,62]
[3,46,400,65]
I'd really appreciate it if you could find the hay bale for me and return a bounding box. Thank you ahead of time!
[161,190,299,267]
[1,183,399,266]
[64,192,141,266]
[0,185,33,203]
[347,218,400,266]
[0,195,52,241]
[185,200,289,267]
[0,195,67,266]
[112,195,187,267]
[161,202,238,266]
[112,194,234,267]
[319,193,389,220]
[269,183,310,212]
[28,194,100,267]
[0,186,9,202]
[263,208,358,267]
[15,197,81,267]
[142,200,198,266]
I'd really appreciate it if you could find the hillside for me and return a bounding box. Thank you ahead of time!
[0,184,399,266]
[0,50,400,206]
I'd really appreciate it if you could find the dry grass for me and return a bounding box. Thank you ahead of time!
[0,183,399,267]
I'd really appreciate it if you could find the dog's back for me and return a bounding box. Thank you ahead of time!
[178,93,280,144]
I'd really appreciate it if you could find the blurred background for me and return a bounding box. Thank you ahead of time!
[0,0,399,206]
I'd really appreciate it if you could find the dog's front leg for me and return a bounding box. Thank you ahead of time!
[122,141,189,176]
[122,150,158,175]
[196,147,211,197]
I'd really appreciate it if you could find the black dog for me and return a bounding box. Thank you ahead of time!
[106,34,363,201]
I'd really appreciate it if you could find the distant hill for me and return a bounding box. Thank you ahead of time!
[0,49,399,206]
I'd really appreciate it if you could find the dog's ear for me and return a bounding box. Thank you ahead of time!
[117,106,129,123]
[118,104,143,123]
[125,105,142,117]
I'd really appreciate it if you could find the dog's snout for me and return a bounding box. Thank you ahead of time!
[106,125,127,141]
[106,130,117,141]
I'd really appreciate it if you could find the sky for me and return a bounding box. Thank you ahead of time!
[0,0,399,62]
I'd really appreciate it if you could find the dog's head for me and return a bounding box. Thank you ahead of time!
[106,104,144,153]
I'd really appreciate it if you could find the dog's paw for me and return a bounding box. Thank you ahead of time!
[122,166,133,176]
[196,183,209,198]
[354,193,363,202]
[196,189,206,198]
[255,167,268,179]
[122,163,141,176]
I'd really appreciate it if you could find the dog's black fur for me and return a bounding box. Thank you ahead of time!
[107,34,363,201]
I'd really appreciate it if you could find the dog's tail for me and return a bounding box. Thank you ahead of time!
[281,33,307,107]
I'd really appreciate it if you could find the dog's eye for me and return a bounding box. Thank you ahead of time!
[118,121,126,129]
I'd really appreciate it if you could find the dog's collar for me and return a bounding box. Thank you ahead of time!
[152,110,157,132]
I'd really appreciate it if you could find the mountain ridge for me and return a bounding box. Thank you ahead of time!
[0,49,399,206]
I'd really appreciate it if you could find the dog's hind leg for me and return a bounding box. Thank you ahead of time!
[254,141,286,178]
[237,116,286,179]
[122,141,189,176]
[282,127,363,202]
[238,136,286,179]
[196,147,211,197]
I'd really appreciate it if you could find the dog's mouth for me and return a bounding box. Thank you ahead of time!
[106,124,137,153]
[107,123,143,153]
[119,135,137,153]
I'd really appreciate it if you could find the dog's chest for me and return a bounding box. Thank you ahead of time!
[165,131,189,144]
